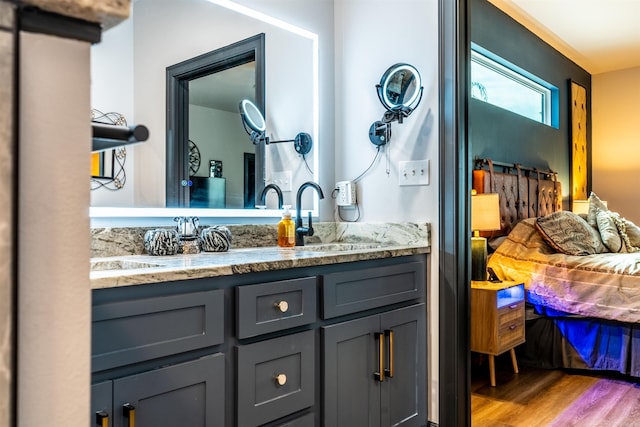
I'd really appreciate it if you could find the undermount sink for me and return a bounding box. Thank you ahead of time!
[90,260,163,272]
[293,242,383,252]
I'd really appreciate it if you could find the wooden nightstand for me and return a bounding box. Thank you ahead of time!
[471,280,525,386]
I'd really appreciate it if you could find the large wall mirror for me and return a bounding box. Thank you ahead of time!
[90,0,319,221]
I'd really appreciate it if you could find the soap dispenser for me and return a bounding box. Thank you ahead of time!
[278,205,295,248]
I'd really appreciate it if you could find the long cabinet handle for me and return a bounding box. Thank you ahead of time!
[384,329,394,378]
[96,410,109,427]
[123,403,136,427]
[374,332,385,382]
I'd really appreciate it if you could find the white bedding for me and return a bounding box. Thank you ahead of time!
[488,218,640,323]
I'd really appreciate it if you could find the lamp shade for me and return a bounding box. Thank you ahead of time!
[470,192,500,282]
[572,199,607,215]
[572,200,589,215]
[471,193,500,232]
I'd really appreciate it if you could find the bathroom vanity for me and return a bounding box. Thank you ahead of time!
[90,246,428,426]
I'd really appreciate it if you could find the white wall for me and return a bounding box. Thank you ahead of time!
[334,0,440,420]
[90,16,135,207]
[592,66,640,224]
[189,105,248,208]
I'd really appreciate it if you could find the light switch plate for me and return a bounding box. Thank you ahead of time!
[271,170,293,192]
[399,160,429,186]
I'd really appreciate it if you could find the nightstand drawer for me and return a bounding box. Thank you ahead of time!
[498,300,524,326]
[498,322,524,349]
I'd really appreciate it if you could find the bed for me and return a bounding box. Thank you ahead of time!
[474,158,640,377]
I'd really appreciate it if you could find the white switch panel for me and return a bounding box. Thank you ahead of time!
[272,170,293,192]
[399,160,429,186]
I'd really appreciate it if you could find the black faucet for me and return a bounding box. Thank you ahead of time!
[259,183,284,209]
[295,181,325,246]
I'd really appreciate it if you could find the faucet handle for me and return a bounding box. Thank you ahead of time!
[307,212,314,236]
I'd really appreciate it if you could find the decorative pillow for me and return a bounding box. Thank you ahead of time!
[624,218,640,248]
[612,215,640,253]
[587,191,608,229]
[535,211,606,256]
[596,209,624,253]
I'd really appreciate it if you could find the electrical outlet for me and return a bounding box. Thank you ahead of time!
[272,170,292,192]
[336,180,356,206]
[399,160,429,186]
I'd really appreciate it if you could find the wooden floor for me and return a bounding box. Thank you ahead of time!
[471,354,640,427]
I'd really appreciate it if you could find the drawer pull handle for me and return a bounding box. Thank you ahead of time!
[96,410,109,427]
[274,373,287,386]
[374,332,385,382]
[509,324,517,330]
[385,329,394,378]
[274,300,289,313]
[123,403,136,427]
[509,304,517,309]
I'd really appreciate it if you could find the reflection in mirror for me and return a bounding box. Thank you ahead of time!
[240,99,266,134]
[166,34,265,210]
[90,0,319,219]
[240,98,314,156]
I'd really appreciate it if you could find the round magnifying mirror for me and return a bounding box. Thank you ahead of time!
[380,63,422,110]
[240,99,266,133]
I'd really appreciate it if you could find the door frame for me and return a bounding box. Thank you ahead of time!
[438,0,471,425]
[165,33,265,207]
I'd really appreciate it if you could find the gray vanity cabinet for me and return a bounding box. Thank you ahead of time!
[92,254,427,427]
[92,354,225,427]
[322,304,425,427]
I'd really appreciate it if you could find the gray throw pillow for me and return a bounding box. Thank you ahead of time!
[596,209,623,253]
[587,192,608,229]
[535,210,606,256]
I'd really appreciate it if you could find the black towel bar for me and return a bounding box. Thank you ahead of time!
[91,122,149,152]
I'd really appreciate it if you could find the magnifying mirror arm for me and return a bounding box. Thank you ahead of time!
[250,131,269,145]
[266,132,313,156]
[381,86,424,124]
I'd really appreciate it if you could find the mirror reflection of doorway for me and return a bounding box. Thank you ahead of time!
[243,153,255,208]
[166,34,265,208]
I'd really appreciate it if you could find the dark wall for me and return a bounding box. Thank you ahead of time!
[470,0,591,203]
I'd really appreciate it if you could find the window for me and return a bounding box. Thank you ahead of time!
[471,46,557,127]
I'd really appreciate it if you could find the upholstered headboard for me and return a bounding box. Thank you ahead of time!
[473,158,562,237]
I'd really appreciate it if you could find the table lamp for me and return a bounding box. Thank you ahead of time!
[571,200,589,215]
[471,192,500,281]
[572,199,607,215]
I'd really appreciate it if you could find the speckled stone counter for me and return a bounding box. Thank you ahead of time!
[90,222,430,289]
[91,243,430,289]
[22,0,130,29]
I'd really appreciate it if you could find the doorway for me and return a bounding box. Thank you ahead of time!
[438,0,471,425]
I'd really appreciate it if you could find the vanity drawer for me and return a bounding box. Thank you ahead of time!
[236,277,317,339]
[236,330,315,427]
[322,260,425,318]
[92,289,224,372]
[272,412,315,427]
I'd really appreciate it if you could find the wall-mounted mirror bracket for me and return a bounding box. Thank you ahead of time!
[240,99,313,155]
[369,63,423,146]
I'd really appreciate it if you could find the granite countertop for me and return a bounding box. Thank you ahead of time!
[23,0,130,30]
[90,242,429,289]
